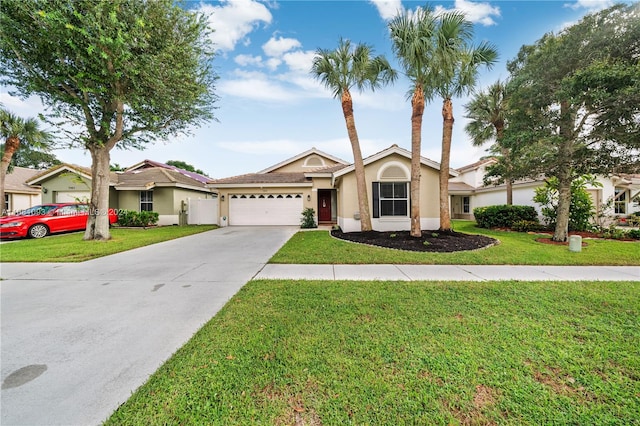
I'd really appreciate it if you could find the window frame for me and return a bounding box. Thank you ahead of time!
[462,196,470,214]
[373,181,409,218]
[614,188,627,214]
[140,190,154,212]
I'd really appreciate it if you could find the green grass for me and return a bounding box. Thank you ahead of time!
[106,279,640,425]
[0,225,217,262]
[270,221,640,265]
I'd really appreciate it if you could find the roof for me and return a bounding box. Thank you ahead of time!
[27,164,118,185]
[456,158,497,173]
[115,167,211,191]
[4,167,43,194]
[258,147,349,174]
[125,159,211,184]
[209,172,311,186]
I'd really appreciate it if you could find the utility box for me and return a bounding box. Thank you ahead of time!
[569,235,582,252]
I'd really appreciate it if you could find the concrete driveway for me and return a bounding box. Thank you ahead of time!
[0,226,297,426]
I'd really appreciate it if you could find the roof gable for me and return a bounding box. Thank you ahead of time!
[333,144,456,179]
[259,148,349,174]
[26,163,99,185]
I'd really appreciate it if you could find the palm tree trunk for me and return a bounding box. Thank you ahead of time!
[0,136,20,216]
[342,89,372,232]
[410,86,425,237]
[84,146,112,240]
[439,98,454,231]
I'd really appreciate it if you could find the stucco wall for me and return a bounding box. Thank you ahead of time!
[337,153,441,232]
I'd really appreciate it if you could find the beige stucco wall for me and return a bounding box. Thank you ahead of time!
[337,153,441,232]
[40,173,91,204]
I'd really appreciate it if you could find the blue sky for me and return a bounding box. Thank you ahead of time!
[0,0,623,178]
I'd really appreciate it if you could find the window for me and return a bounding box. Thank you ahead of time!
[373,182,408,217]
[3,194,9,215]
[463,196,470,214]
[140,191,153,211]
[614,188,626,214]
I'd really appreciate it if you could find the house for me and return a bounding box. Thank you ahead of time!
[209,145,455,232]
[448,158,640,221]
[3,166,43,214]
[26,160,216,225]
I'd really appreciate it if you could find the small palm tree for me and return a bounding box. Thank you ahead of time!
[426,12,498,231]
[1,108,52,215]
[311,38,397,232]
[464,80,514,204]
[388,6,438,237]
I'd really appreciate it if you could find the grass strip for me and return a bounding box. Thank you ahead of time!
[270,221,640,265]
[0,225,217,262]
[106,279,640,425]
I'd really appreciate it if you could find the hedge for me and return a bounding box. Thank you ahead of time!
[474,205,539,229]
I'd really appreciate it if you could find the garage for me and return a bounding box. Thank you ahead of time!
[229,193,303,225]
[54,191,91,203]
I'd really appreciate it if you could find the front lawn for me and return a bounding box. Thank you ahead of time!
[0,225,217,262]
[106,279,640,425]
[270,221,640,265]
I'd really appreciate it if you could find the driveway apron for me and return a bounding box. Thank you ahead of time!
[0,226,297,426]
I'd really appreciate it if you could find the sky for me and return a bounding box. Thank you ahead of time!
[0,0,625,178]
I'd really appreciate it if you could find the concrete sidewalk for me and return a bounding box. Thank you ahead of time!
[256,264,639,281]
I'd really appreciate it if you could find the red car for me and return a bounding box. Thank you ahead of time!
[0,203,118,239]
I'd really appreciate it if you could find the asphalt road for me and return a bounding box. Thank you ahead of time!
[0,226,297,426]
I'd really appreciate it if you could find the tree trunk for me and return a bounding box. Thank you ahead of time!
[84,146,112,240]
[439,98,454,231]
[342,89,372,232]
[553,101,574,242]
[498,144,513,205]
[0,136,20,216]
[410,86,425,238]
[506,179,513,205]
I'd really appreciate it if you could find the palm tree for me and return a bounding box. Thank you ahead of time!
[0,108,52,215]
[426,12,498,231]
[311,38,397,232]
[464,80,514,204]
[388,7,438,237]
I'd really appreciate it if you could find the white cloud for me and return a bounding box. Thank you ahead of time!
[565,0,614,12]
[234,54,264,67]
[219,76,299,102]
[198,0,272,52]
[266,58,282,70]
[281,50,316,74]
[369,0,404,20]
[262,36,302,57]
[434,0,501,26]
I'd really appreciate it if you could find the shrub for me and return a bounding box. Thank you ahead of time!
[474,205,539,229]
[533,175,600,232]
[511,220,546,233]
[300,208,317,229]
[117,210,159,227]
[626,229,640,240]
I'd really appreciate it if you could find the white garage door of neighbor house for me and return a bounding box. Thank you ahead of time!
[229,193,303,226]
[55,191,91,203]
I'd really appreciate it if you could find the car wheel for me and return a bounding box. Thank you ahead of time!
[28,224,49,239]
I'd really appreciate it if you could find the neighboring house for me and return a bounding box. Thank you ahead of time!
[209,145,455,232]
[27,160,216,226]
[449,158,640,221]
[3,166,43,214]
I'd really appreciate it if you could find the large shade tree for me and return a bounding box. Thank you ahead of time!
[426,12,497,231]
[506,3,640,242]
[464,80,515,204]
[311,38,397,232]
[0,109,52,215]
[0,0,217,239]
[388,6,438,237]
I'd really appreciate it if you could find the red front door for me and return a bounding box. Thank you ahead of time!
[318,190,332,222]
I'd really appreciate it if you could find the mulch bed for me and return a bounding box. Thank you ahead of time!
[330,229,497,253]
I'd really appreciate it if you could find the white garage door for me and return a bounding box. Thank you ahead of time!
[229,193,303,226]
[54,191,91,203]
